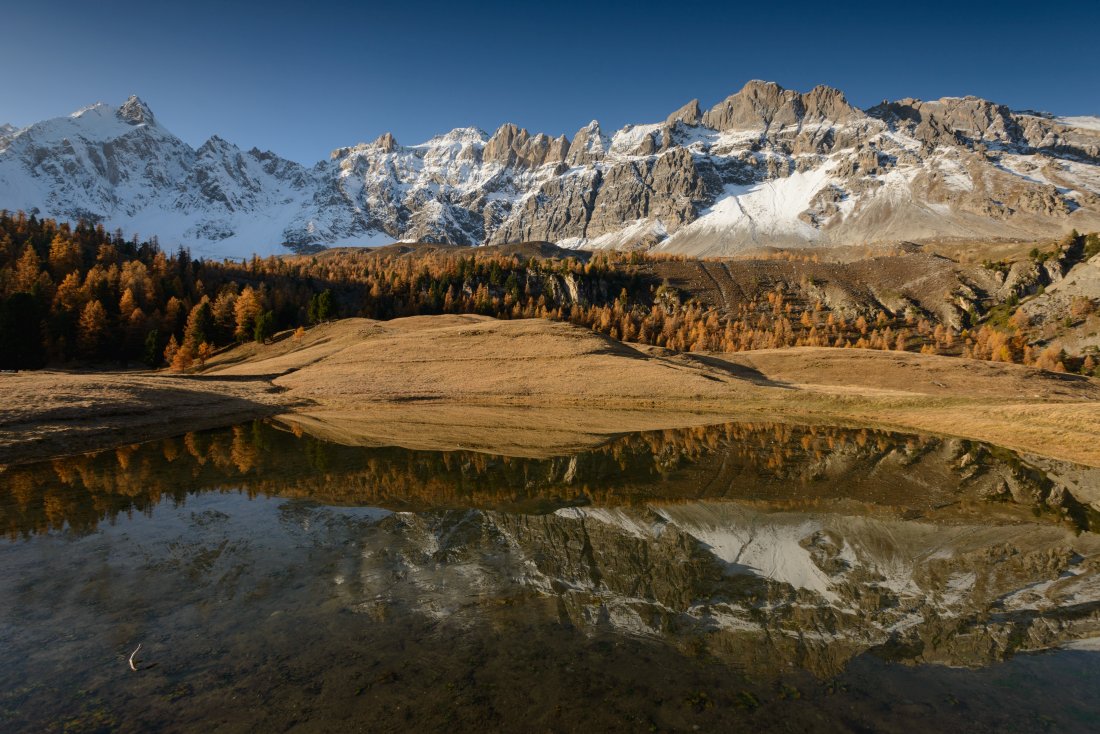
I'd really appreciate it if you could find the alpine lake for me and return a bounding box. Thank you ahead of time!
[2,417,1100,732]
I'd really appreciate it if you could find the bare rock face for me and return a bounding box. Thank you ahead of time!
[117,95,155,126]
[799,185,846,228]
[3,82,1100,257]
[586,148,718,239]
[868,96,1100,165]
[666,99,702,126]
[701,80,859,132]
[488,168,601,244]
[565,121,608,165]
[482,126,570,170]
[802,84,861,125]
[869,96,1030,151]
[547,134,570,163]
[371,132,397,153]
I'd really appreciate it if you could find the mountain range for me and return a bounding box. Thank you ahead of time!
[2,81,1099,259]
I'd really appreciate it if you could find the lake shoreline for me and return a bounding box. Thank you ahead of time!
[2,315,1100,467]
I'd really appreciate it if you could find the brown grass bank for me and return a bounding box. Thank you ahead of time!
[2,315,1099,466]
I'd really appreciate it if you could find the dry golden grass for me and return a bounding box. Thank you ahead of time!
[220,316,1100,465]
[4,315,1100,466]
[0,371,288,464]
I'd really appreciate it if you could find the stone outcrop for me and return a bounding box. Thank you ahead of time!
[370,132,397,153]
[565,120,608,166]
[488,168,601,243]
[701,80,860,132]
[666,98,702,126]
[483,124,569,169]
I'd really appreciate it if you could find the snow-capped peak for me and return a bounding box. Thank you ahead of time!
[419,127,489,147]
[196,134,237,154]
[25,98,172,147]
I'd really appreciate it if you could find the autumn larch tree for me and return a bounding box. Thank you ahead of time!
[77,299,109,360]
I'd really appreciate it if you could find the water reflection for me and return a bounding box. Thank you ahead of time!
[3,419,1097,539]
[2,421,1100,731]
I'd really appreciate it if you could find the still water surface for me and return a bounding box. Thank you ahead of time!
[2,420,1099,732]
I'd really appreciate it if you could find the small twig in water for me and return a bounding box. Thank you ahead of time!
[128,643,142,672]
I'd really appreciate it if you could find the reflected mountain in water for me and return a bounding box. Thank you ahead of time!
[374,503,1100,677]
[2,419,1100,680]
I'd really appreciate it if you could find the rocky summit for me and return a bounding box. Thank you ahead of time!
[1,82,1099,258]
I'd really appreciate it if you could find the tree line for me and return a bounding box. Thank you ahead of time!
[0,210,1095,375]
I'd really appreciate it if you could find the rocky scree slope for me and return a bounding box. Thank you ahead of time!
[2,82,1099,258]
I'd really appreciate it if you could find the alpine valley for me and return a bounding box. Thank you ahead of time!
[3,80,1099,259]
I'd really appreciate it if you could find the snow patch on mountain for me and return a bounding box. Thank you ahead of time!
[655,505,841,601]
[660,167,833,250]
[1058,116,1100,132]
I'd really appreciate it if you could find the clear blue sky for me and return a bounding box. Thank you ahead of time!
[2,0,1098,164]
